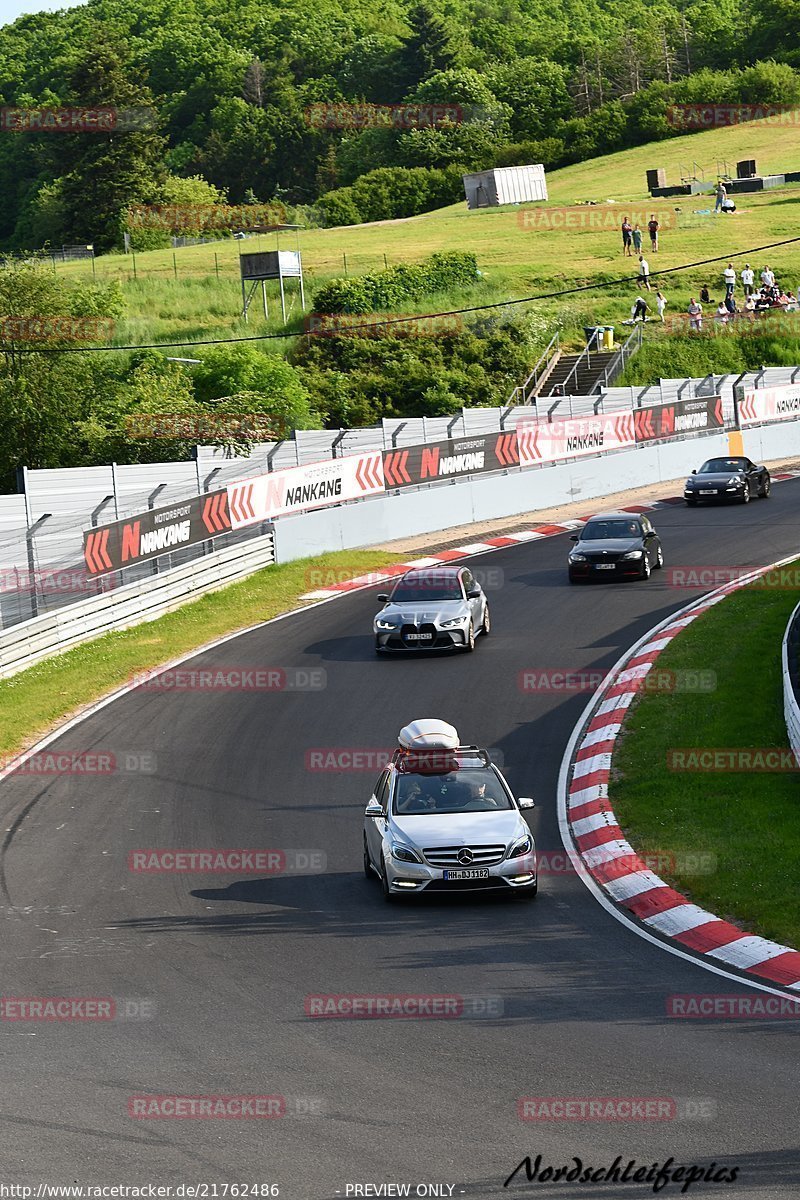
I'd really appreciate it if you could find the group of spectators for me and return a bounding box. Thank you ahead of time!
[687,264,797,330]
[622,215,660,257]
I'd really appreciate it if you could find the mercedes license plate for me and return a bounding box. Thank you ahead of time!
[443,868,490,880]
[405,633,432,640]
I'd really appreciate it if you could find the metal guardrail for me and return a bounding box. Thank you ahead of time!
[0,531,275,681]
[600,324,643,396]
[782,600,800,767]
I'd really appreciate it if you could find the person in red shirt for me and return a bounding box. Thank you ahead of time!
[648,214,659,252]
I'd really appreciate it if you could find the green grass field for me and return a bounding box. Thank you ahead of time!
[59,112,800,349]
[611,574,800,948]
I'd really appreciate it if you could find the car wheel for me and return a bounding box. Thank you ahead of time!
[465,622,476,652]
[642,555,652,580]
[742,486,750,504]
[655,545,664,569]
[363,836,373,881]
[760,476,771,498]
[380,855,397,903]
[482,605,491,636]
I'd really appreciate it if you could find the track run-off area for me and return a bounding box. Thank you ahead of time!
[1,480,799,1198]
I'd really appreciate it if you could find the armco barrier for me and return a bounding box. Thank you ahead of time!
[782,600,800,766]
[0,532,274,680]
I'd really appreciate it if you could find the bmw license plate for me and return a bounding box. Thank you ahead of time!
[699,489,716,495]
[405,633,432,640]
[443,868,489,880]
[595,563,615,570]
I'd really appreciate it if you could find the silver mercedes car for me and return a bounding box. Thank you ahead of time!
[373,566,490,653]
[363,720,537,901]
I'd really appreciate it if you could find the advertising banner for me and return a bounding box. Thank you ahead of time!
[516,412,636,466]
[226,451,384,529]
[738,384,800,426]
[633,396,725,443]
[83,490,231,577]
[382,431,518,489]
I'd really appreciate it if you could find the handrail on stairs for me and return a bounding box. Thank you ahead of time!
[506,333,560,406]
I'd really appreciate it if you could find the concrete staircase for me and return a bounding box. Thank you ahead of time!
[538,350,618,398]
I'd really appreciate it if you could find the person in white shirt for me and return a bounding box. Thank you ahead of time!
[687,298,703,331]
[637,255,651,290]
[715,300,729,326]
[723,264,736,295]
[655,290,667,321]
[741,264,754,296]
[761,266,775,287]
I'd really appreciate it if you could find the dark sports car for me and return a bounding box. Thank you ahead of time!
[568,512,663,583]
[684,457,770,505]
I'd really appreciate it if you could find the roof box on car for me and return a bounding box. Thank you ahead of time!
[397,720,460,751]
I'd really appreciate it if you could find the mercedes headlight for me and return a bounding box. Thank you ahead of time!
[621,550,643,560]
[391,843,421,864]
[440,615,469,628]
[508,835,533,859]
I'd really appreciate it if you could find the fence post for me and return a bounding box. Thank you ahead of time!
[173,253,178,280]
[343,254,348,276]
[214,253,220,279]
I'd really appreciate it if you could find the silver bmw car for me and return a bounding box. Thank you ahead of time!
[373,566,490,653]
[363,720,537,901]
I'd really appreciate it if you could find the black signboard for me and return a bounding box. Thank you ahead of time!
[633,395,725,444]
[383,430,519,489]
[83,488,230,577]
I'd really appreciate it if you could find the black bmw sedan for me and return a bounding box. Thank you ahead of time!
[568,513,664,583]
[684,457,770,505]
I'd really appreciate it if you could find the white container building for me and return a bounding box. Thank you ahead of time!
[462,165,548,209]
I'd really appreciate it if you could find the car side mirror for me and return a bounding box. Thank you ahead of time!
[365,800,384,817]
[691,469,696,474]
[518,797,535,810]
[467,588,481,598]
[570,533,579,542]
[376,594,389,603]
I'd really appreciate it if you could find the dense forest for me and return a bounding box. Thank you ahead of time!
[0,0,799,249]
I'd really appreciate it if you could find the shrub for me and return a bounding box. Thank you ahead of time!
[312,251,480,313]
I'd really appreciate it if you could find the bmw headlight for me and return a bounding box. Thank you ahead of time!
[375,617,397,629]
[621,550,643,560]
[569,553,587,562]
[508,835,533,859]
[391,842,421,864]
[440,615,469,628]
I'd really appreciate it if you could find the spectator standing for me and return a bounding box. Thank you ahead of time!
[761,265,775,287]
[688,297,703,331]
[715,300,729,326]
[715,181,728,213]
[741,264,754,296]
[637,255,651,290]
[724,293,736,315]
[648,213,660,252]
[723,263,736,296]
[655,290,667,321]
[621,218,633,256]
[632,223,643,253]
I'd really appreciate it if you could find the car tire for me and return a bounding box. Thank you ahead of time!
[642,556,652,580]
[742,486,750,504]
[655,545,664,569]
[465,622,476,652]
[760,476,771,498]
[380,855,397,903]
[363,836,373,881]
[482,605,491,636]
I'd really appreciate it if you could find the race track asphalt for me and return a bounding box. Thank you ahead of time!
[1,483,799,1198]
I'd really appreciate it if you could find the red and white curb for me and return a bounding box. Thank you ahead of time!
[559,552,800,996]
[296,502,691,600]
